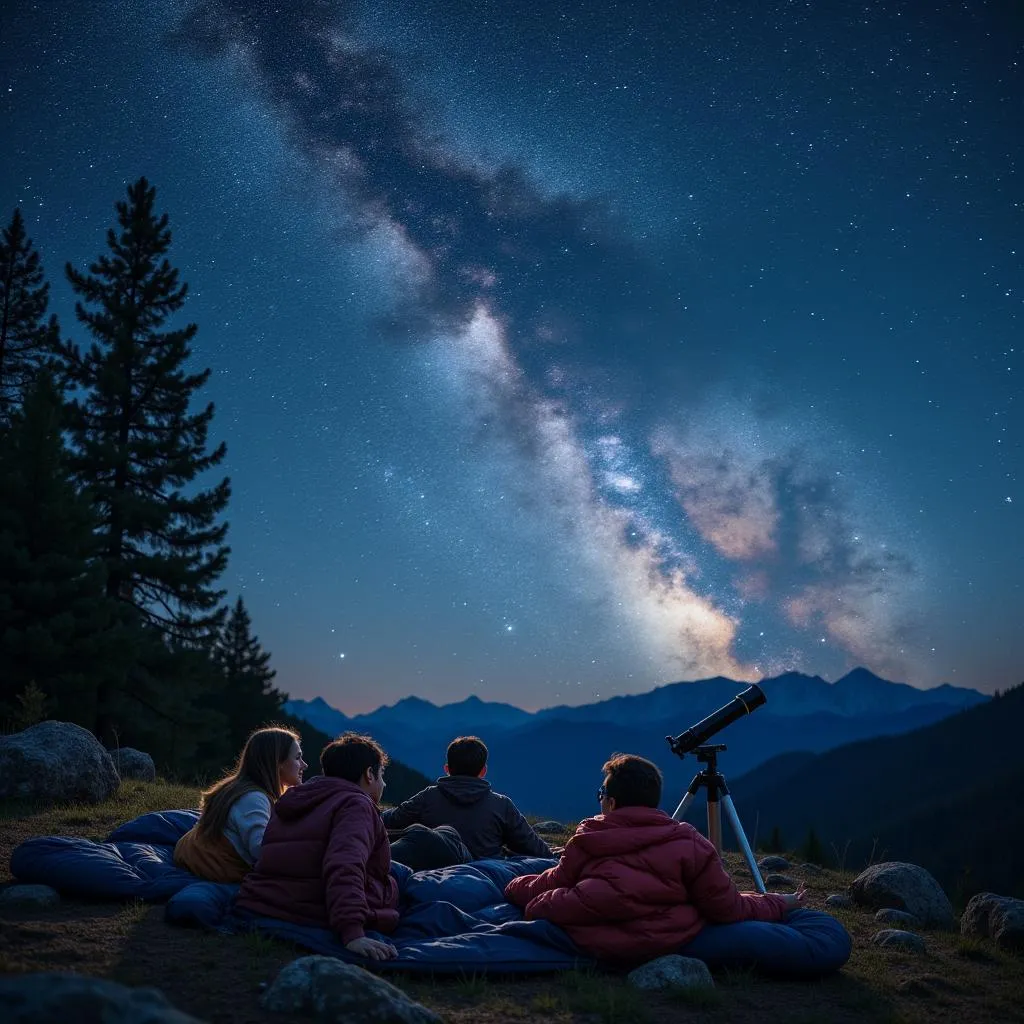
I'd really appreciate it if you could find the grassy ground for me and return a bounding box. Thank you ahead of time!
[2,781,1022,1024]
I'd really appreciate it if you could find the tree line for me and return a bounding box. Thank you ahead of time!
[0,179,289,776]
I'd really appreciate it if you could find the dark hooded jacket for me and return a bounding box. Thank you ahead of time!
[381,775,552,860]
[236,776,399,945]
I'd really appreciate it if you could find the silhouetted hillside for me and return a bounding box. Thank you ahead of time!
[728,683,1024,899]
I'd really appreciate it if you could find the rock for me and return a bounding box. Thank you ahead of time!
[0,971,202,1023]
[0,885,60,909]
[875,908,920,927]
[0,721,119,805]
[799,863,824,875]
[961,892,1024,952]
[627,954,715,992]
[872,929,927,953]
[758,855,791,871]
[263,955,441,1023]
[108,747,156,782]
[825,894,852,910]
[850,862,955,929]
[764,873,798,888]
[533,820,567,833]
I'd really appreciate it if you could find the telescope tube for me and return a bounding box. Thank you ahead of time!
[667,684,767,756]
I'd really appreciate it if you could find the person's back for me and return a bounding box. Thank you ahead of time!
[382,736,552,860]
[237,733,399,960]
[505,754,801,962]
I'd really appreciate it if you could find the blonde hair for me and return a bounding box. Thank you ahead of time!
[197,726,299,838]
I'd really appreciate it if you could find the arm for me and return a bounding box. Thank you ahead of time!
[379,789,428,831]
[505,840,581,905]
[686,833,788,924]
[323,798,375,945]
[500,798,554,858]
[228,791,272,865]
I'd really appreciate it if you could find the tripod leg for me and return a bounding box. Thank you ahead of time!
[707,796,723,853]
[721,794,766,894]
[671,791,697,821]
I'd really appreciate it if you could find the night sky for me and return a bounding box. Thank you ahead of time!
[3,1,1020,711]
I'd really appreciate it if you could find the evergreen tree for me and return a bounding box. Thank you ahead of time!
[212,596,285,750]
[0,209,59,423]
[58,178,231,744]
[0,373,126,729]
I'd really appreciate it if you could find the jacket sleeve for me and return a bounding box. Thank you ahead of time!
[500,798,554,858]
[380,788,427,831]
[523,876,632,925]
[504,838,580,905]
[323,798,375,945]
[686,831,788,923]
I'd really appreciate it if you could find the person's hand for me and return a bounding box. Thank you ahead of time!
[550,845,566,857]
[345,936,399,960]
[780,885,808,911]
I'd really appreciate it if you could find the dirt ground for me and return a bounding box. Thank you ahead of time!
[2,791,1023,1024]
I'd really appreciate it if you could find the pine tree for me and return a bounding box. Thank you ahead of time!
[0,373,126,730]
[212,596,285,750]
[58,178,231,744]
[0,209,60,423]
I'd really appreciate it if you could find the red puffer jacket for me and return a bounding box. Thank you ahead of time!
[236,776,399,945]
[504,806,787,962]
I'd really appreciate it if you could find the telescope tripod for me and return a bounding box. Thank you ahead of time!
[670,744,766,893]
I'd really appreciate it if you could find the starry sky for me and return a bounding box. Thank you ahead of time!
[3,0,1020,712]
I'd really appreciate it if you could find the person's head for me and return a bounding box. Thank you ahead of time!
[321,732,388,803]
[445,735,488,778]
[598,753,662,813]
[198,726,305,836]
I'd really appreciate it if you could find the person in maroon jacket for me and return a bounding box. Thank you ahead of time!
[236,733,400,961]
[504,753,806,963]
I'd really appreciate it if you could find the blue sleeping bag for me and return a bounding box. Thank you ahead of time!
[9,809,851,977]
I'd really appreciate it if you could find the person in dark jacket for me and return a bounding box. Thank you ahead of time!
[382,735,553,861]
[236,733,399,961]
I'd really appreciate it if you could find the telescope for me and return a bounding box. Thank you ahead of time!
[666,683,766,758]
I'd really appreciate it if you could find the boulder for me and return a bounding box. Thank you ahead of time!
[799,863,824,875]
[758,855,792,871]
[871,929,926,953]
[850,862,955,928]
[109,747,156,782]
[961,892,1024,952]
[875,908,919,928]
[0,885,60,910]
[627,954,714,991]
[263,955,440,1023]
[533,820,567,833]
[764,873,799,888]
[0,721,119,804]
[0,971,202,1023]
[825,894,852,910]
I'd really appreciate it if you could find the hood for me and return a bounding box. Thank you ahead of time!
[572,806,684,857]
[274,775,372,822]
[436,775,492,806]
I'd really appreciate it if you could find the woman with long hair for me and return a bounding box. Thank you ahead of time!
[174,726,307,883]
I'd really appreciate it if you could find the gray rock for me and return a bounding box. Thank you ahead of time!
[0,884,60,909]
[108,747,156,782]
[0,971,202,1023]
[0,721,119,805]
[758,855,792,871]
[533,820,567,833]
[799,863,824,875]
[764,873,798,888]
[850,862,955,929]
[627,954,715,992]
[961,892,1024,952]
[263,955,440,1023]
[825,894,852,910]
[875,908,920,927]
[871,929,926,953]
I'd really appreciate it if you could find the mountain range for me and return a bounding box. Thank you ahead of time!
[285,668,988,820]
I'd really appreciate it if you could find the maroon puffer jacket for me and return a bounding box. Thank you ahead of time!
[504,806,787,962]
[236,776,399,944]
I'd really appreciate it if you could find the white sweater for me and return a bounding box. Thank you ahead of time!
[223,790,272,865]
